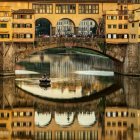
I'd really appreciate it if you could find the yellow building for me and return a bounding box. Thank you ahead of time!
[0,6,12,42]
[0,108,34,140]
[104,3,140,44]
[12,9,35,42]
[0,0,119,37]
[105,107,128,140]
[127,109,140,140]
[11,108,35,139]
[0,109,12,140]
[105,107,140,140]
[0,1,140,44]
[128,8,140,43]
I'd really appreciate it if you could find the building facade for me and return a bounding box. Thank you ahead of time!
[0,0,140,43]
[0,6,12,42]
[12,9,35,42]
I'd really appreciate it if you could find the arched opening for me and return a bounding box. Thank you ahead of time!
[78,19,98,36]
[35,18,52,37]
[56,18,75,36]
[78,112,96,127]
[55,112,74,126]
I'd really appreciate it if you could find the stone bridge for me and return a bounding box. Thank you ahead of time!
[0,37,140,76]
[15,37,126,63]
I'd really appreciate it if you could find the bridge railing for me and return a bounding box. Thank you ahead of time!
[16,37,105,62]
[35,37,105,45]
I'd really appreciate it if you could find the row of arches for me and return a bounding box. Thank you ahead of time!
[35,18,98,37]
[35,112,96,127]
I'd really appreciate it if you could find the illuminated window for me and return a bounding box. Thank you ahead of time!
[20,112,24,116]
[107,34,111,39]
[56,4,76,14]
[0,34,10,38]
[79,4,99,14]
[33,4,53,14]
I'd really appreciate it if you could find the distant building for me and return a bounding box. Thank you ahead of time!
[12,9,35,42]
[0,6,12,42]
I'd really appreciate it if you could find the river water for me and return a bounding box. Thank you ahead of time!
[0,51,140,140]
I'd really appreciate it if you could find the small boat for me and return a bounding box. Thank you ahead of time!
[39,79,51,83]
[39,78,51,87]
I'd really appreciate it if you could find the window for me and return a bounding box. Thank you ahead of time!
[113,34,117,39]
[124,34,128,39]
[13,34,18,38]
[56,4,76,14]
[107,122,111,126]
[118,122,122,126]
[19,34,24,38]
[123,121,127,126]
[124,24,128,29]
[107,16,117,20]
[0,24,7,28]
[20,112,24,117]
[79,4,99,14]
[112,122,116,127]
[26,15,32,19]
[0,123,6,128]
[13,14,32,19]
[107,34,111,39]
[0,34,9,38]
[106,111,112,116]
[131,34,136,39]
[107,16,111,20]
[108,24,111,28]
[4,12,8,17]
[119,16,122,20]
[132,23,135,27]
[26,24,32,28]
[13,15,17,19]
[26,34,32,38]
[33,4,53,14]
[118,24,122,29]
[124,16,128,20]
[112,16,117,20]
[113,24,117,28]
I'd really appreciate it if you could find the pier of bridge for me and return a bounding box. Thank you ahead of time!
[0,37,140,76]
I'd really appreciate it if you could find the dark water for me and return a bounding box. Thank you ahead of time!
[0,51,140,140]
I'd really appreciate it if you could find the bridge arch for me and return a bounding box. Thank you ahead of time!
[55,18,75,35]
[55,112,75,126]
[35,18,52,37]
[78,18,98,36]
[35,112,52,126]
[78,112,96,127]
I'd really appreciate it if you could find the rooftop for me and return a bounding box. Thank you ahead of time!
[12,9,35,14]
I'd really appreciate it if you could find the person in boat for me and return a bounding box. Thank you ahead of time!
[40,74,50,82]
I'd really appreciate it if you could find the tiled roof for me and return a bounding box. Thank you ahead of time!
[12,9,35,14]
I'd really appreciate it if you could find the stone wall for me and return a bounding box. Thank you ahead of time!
[123,43,140,75]
[0,42,15,75]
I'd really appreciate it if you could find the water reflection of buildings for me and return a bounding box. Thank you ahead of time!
[1,77,140,139]
[105,108,140,140]
[1,107,140,140]
[49,54,114,78]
